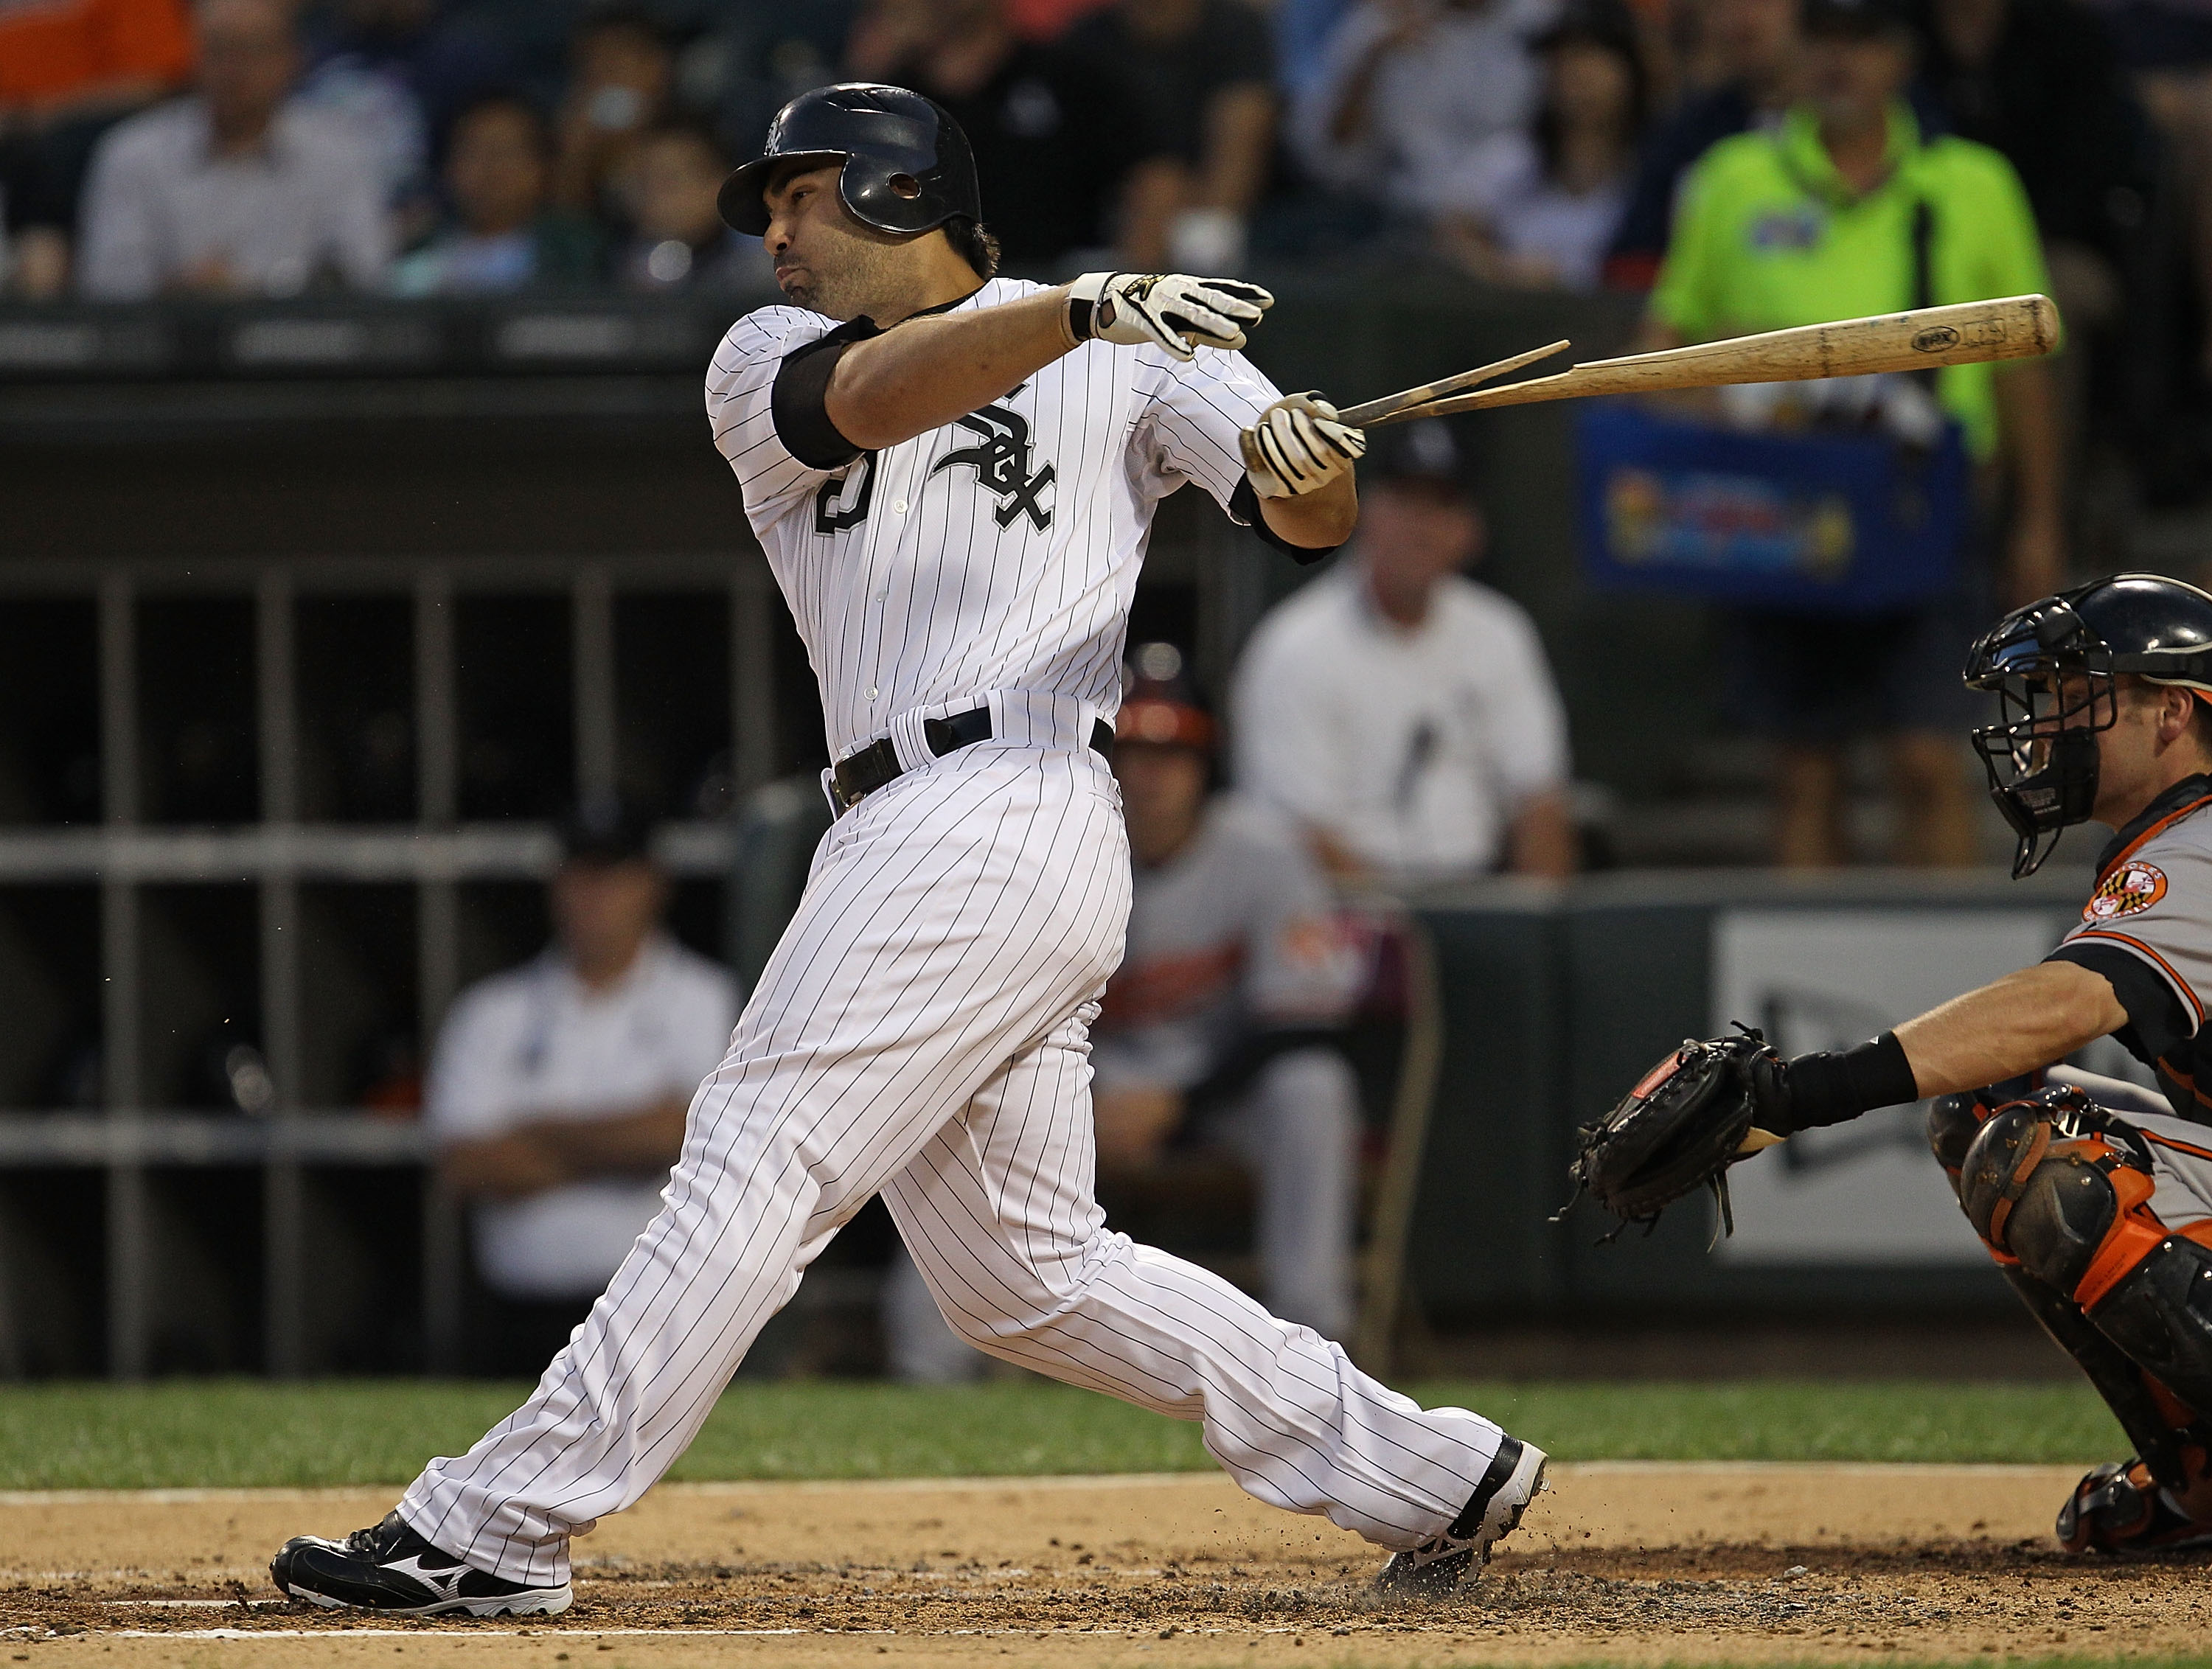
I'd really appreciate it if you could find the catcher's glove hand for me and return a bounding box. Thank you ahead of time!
[1239,392,1366,499]
[1562,1025,1787,1241]
[1064,271,1273,360]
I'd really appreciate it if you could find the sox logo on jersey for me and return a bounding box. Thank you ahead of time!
[933,397,1055,530]
[390,278,1512,1589]
[815,393,1056,534]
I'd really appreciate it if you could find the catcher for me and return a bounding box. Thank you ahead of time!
[1578,573,2212,1554]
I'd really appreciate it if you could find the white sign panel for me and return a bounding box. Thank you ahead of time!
[1710,909,2062,1264]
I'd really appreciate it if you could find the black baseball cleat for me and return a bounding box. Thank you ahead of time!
[2058,1457,2212,1555]
[1375,1435,1549,1595]
[271,1511,572,1617]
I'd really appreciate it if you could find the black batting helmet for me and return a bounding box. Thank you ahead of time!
[1964,573,2212,877]
[717,83,981,239]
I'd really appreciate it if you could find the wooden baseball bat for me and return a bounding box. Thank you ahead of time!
[1335,339,1572,428]
[1365,294,2059,426]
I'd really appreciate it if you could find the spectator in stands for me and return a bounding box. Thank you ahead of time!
[881,649,1365,1381]
[426,796,738,1376]
[552,6,673,224]
[1604,0,1802,288]
[0,0,195,299]
[1234,419,1576,886]
[685,0,854,167]
[293,0,515,246]
[1914,0,2158,431]
[1919,0,2151,250]
[1647,0,2059,865]
[1433,0,1649,289]
[1063,0,1276,270]
[1274,0,1355,101]
[77,0,390,299]
[1290,0,1561,226]
[849,0,1179,268]
[612,119,771,290]
[2091,0,2212,380]
[388,94,600,296]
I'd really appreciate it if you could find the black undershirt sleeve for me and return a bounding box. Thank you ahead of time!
[2045,941,2193,1065]
[1229,476,1340,566]
[771,318,881,471]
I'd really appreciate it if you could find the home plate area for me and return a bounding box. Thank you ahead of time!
[4,1466,2209,1665]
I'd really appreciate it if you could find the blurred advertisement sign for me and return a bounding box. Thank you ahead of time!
[1576,403,1969,613]
[1711,909,2062,1264]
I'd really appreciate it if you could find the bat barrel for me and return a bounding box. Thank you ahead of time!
[1391,294,2061,421]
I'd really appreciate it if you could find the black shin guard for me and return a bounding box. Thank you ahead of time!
[1955,1097,2211,1491]
[2088,1233,2212,1435]
[2005,1266,2195,1488]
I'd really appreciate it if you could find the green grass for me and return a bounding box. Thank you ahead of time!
[0,1377,2137,1491]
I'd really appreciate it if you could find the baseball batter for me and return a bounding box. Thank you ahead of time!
[1594,573,2212,1553]
[268,82,1546,1617]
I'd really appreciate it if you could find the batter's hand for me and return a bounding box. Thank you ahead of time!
[1240,393,1366,499]
[1065,271,1273,360]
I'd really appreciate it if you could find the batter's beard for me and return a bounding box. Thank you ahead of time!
[780,237,908,321]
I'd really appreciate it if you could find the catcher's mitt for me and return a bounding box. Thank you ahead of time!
[1561,1025,1784,1241]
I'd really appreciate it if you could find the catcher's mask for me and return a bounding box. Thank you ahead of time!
[1964,574,2212,877]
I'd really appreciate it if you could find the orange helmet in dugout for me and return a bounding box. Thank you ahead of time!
[1117,642,1217,756]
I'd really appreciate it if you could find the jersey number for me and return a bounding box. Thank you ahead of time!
[815,454,876,533]
[810,400,1057,535]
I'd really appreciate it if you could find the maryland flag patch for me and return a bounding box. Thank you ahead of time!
[2084,860,2168,923]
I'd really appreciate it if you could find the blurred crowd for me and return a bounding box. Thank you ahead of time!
[0,0,2176,309]
[1,0,2204,472]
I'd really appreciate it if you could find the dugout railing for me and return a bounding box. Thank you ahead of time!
[0,552,772,1379]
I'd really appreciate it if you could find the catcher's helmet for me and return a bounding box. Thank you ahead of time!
[1964,573,2212,877]
[717,83,981,239]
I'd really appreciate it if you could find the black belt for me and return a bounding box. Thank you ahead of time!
[830,707,1114,812]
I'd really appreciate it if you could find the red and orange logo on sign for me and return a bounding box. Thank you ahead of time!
[2084,860,2168,923]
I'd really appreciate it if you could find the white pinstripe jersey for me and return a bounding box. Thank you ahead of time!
[704,276,1286,762]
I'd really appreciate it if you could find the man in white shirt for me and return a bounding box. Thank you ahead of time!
[1291,0,1560,222]
[77,0,390,300]
[426,797,739,1374]
[1234,418,1576,885]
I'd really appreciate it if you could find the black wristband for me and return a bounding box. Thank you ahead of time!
[1771,1031,1919,1135]
[1067,292,1098,343]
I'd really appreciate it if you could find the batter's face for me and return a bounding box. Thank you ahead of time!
[762,163,915,319]
[1116,742,1209,868]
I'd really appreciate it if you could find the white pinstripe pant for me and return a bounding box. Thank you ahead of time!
[399,748,1505,1586]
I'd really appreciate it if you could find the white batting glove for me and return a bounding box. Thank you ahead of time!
[1064,271,1273,360]
[1239,392,1366,499]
